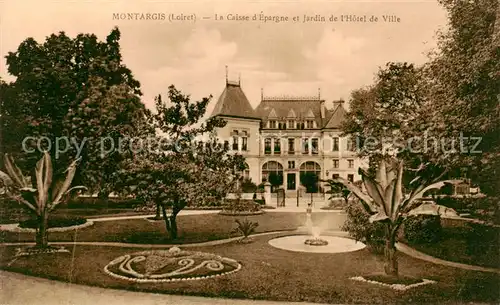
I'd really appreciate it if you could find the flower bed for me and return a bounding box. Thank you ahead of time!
[104,246,241,282]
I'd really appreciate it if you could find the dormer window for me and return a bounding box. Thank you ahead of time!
[306,120,314,129]
[287,120,295,129]
[268,120,277,129]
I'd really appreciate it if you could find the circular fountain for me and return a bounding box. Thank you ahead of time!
[304,226,329,246]
[268,203,366,254]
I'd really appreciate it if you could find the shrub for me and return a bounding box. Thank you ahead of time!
[403,215,442,244]
[465,223,500,256]
[19,217,87,229]
[241,179,258,193]
[222,199,261,213]
[231,218,259,240]
[254,199,265,205]
[341,199,385,254]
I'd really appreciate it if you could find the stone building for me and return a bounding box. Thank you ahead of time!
[210,78,363,198]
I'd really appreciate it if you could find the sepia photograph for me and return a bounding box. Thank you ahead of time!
[0,0,499,304]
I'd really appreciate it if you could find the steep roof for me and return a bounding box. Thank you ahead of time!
[255,99,323,127]
[324,103,347,129]
[210,82,259,120]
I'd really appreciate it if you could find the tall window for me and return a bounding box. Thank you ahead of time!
[274,138,281,154]
[302,138,309,154]
[268,120,276,129]
[288,138,295,154]
[306,120,314,129]
[332,137,339,151]
[288,161,295,169]
[332,173,339,179]
[346,138,355,151]
[332,159,339,168]
[311,138,319,155]
[288,120,295,129]
[264,138,272,154]
[348,159,354,168]
[232,135,238,150]
[241,133,248,151]
[347,174,354,182]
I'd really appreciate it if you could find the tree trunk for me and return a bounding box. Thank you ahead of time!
[384,227,398,276]
[169,214,178,239]
[36,213,49,248]
[155,202,162,220]
[161,205,179,240]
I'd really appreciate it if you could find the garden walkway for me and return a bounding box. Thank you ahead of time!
[0,270,331,305]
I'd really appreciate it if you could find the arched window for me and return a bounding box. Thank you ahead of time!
[299,161,321,192]
[261,161,283,184]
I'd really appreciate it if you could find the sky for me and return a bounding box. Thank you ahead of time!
[0,0,449,115]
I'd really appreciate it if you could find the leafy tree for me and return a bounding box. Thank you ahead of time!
[333,157,460,276]
[120,85,245,239]
[0,152,84,248]
[267,172,283,192]
[300,172,319,204]
[342,63,426,159]
[2,27,149,197]
[422,0,500,196]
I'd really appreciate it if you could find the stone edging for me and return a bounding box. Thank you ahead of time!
[218,210,264,216]
[350,276,436,291]
[0,221,94,233]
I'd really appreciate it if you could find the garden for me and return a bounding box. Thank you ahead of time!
[1,0,499,303]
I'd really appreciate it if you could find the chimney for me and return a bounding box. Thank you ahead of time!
[320,100,325,119]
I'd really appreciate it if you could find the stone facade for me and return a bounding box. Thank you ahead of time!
[210,80,365,194]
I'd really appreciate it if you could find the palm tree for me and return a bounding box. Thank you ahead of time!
[330,157,461,276]
[0,152,84,248]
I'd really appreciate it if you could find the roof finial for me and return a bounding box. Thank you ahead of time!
[225,65,228,85]
[318,88,321,99]
[238,73,241,85]
[261,88,264,101]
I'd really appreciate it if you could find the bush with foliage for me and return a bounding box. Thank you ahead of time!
[241,179,257,193]
[436,196,499,224]
[465,223,500,257]
[220,199,262,215]
[231,218,259,241]
[19,217,87,229]
[341,199,386,254]
[403,215,442,244]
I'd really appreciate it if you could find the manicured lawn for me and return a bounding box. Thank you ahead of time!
[0,212,346,245]
[0,234,498,304]
[408,226,500,269]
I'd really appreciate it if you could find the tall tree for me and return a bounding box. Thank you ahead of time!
[2,27,149,196]
[423,0,500,196]
[342,62,426,160]
[121,85,245,239]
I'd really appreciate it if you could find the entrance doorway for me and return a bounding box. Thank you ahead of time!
[287,173,296,190]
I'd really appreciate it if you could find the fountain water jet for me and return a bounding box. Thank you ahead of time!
[303,203,329,246]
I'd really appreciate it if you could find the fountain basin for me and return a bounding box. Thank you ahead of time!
[268,235,366,254]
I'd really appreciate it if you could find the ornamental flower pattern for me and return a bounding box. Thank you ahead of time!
[104,247,241,282]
